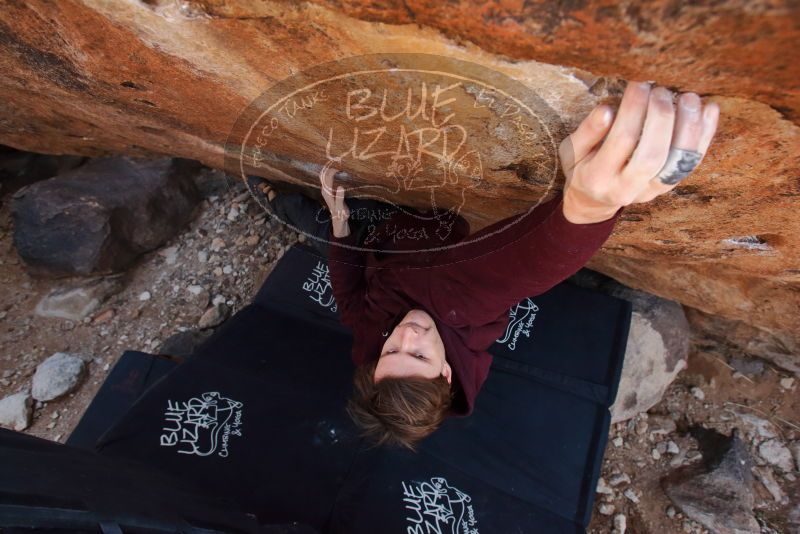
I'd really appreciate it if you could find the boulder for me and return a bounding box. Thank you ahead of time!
[31,352,86,402]
[192,167,235,199]
[12,157,202,277]
[662,428,760,534]
[0,1,797,359]
[0,391,33,431]
[610,308,688,422]
[0,145,86,196]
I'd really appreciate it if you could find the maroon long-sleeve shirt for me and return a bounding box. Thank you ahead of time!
[327,191,623,416]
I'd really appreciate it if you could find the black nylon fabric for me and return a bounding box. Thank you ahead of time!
[0,428,293,533]
[67,351,180,450]
[94,305,361,529]
[91,243,630,533]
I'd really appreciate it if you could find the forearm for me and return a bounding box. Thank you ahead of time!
[422,191,622,321]
[492,193,621,291]
[326,222,368,326]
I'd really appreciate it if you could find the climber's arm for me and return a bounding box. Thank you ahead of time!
[326,225,369,328]
[418,190,621,323]
[319,165,367,328]
[422,81,719,321]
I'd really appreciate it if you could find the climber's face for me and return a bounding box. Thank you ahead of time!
[374,309,451,383]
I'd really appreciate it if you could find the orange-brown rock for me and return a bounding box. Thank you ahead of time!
[0,1,798,361]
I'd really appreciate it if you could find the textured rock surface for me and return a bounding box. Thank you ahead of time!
[610,309,688,423]
[12,157,201,277]
[684,306,800,377]
[0,1,797,355]
[757,438,796,473]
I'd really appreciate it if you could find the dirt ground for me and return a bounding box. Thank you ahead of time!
[0,169,297,442]
[0,168,797,533]
[587,347,799,533]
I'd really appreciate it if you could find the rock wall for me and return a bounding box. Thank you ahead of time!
[0,1,798,357]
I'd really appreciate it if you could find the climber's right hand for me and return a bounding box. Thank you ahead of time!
[558,80,720,224]
[319,164,351,238]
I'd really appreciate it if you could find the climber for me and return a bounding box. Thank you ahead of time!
[248,80,720,450]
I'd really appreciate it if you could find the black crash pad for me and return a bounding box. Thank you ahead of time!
[85,243,631,533]
[0,427,314,533]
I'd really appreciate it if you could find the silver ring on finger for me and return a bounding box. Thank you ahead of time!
[652,147,703,185]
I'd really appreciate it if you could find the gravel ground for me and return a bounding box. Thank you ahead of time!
[0,169,300,442]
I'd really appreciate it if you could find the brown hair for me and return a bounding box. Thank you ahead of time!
[347,359,453,451]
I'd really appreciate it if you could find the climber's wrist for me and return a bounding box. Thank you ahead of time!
[332,220,351,239]
[562,188,621,224]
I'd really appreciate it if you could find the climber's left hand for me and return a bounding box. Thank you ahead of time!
[319,163,351,238]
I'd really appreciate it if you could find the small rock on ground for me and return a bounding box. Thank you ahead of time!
[662,429,759,534]
[752,466,786,503]
[0,391,33,431]
[599,503,615,516]
[758,438,795,473]
[35,276,123,321]
[198,303,230,330]
[613,513,627,534]
[31,352,86,402]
